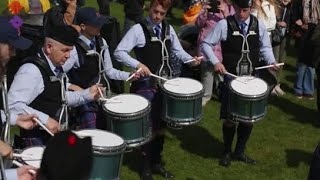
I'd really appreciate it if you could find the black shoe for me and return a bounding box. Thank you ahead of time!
[219,153,232,167]
[151,164,174,179]
[141,169,153,180]
[233,153,257,164]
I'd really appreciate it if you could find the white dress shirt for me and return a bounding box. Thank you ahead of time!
[114,17,193,69]
[63,35,130,80]
[8,49,94,125]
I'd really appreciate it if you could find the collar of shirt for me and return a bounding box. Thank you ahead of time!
[234,16,250,30]
[146,16,162,30]
[40,48,60,76]
[79,35,95,49]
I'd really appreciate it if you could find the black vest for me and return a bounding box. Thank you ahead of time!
[134,20,172,75]
[221,15,260,75]
[20,51,62,138]
[67,37,104,89]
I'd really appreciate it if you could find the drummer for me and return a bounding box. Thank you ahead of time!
[201,0,279,167]
[0,16,39,179]
[114,0,202,179]
[62,7,139,129]
[0,16,40,130]
[7,25,101,147]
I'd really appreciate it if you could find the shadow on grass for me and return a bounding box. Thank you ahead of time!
[285,149,312,167]
[122,148,142,174]
[269,96,319,127]
[168,125,224,159]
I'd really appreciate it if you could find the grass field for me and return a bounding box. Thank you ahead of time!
[1,1,319,180]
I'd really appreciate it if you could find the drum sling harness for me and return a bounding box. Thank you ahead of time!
[142,19,173,82]
[227,16,258,76]
[76,37,112,97]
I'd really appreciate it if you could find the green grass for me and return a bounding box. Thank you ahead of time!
[1,1,319,180]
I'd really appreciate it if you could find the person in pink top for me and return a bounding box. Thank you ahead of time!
[196,0,235,106]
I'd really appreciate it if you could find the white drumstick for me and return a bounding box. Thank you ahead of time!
[126,67,142,82]
[225,72,238,78]
[99,97,122,103]
[255,63,284,70]
[22,108,54,136]
[184,56,204,64]
[97,86,104,98]
[12,160,37,175]
[150,73,169,81]
[224,72,247,84]
[13,153,34,159]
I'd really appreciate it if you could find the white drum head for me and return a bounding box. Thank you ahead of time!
[104,94,149,114]
[230,76,268,96]
[76,129,124,147]
[21,146,44,168]
[163,77,203,94]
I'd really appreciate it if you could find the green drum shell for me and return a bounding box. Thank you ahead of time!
[161,84,204,126]
[104,95,152,148]
[228,80,269,123]
[90,131,126,180]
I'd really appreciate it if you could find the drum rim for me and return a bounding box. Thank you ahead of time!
[76,129,127,154]
[229,76,269,98]
[103,93,151,116]
[161,77,204,97]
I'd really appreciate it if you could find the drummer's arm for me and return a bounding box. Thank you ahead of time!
[8,64,50,126]
[101,39,130,81]
[201,20,227,74]
[169,26,194,64]
[114,24,145,69]
[258,21,276,65]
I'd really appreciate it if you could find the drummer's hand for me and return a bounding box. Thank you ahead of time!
[189,56,202,67]
[270,62,280,71]
[17,165,36,180]
[89,84,103,100]
[16,114,38,130]
[137,63,151,76]
[46,118,60,134]
[128,72,141,82]
[214,62,226,74]
[0,140,13,158]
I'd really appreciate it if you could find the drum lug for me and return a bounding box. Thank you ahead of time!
[167,122,183,130]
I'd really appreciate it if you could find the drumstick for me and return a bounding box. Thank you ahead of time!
[126,67,142,82]
[150,73,169,81]
[255,63,284,70]
[12,160,37,175]
[224,72,247,84]
[225,72,238,78]
[99,97,122,103]
[12,153,34,159]
[97,86,104,98]
[184,56,204,64]
[22,107,54,137]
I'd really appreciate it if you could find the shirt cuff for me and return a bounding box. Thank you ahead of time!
[82,88,93,102]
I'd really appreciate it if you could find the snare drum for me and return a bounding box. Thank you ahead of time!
[229,76,269,122]
[161,77,204,127]
[19,146,44,168]
[76,129,126,180]
[103,94,151,148]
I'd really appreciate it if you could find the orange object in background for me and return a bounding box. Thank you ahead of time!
[182,2,202,25]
